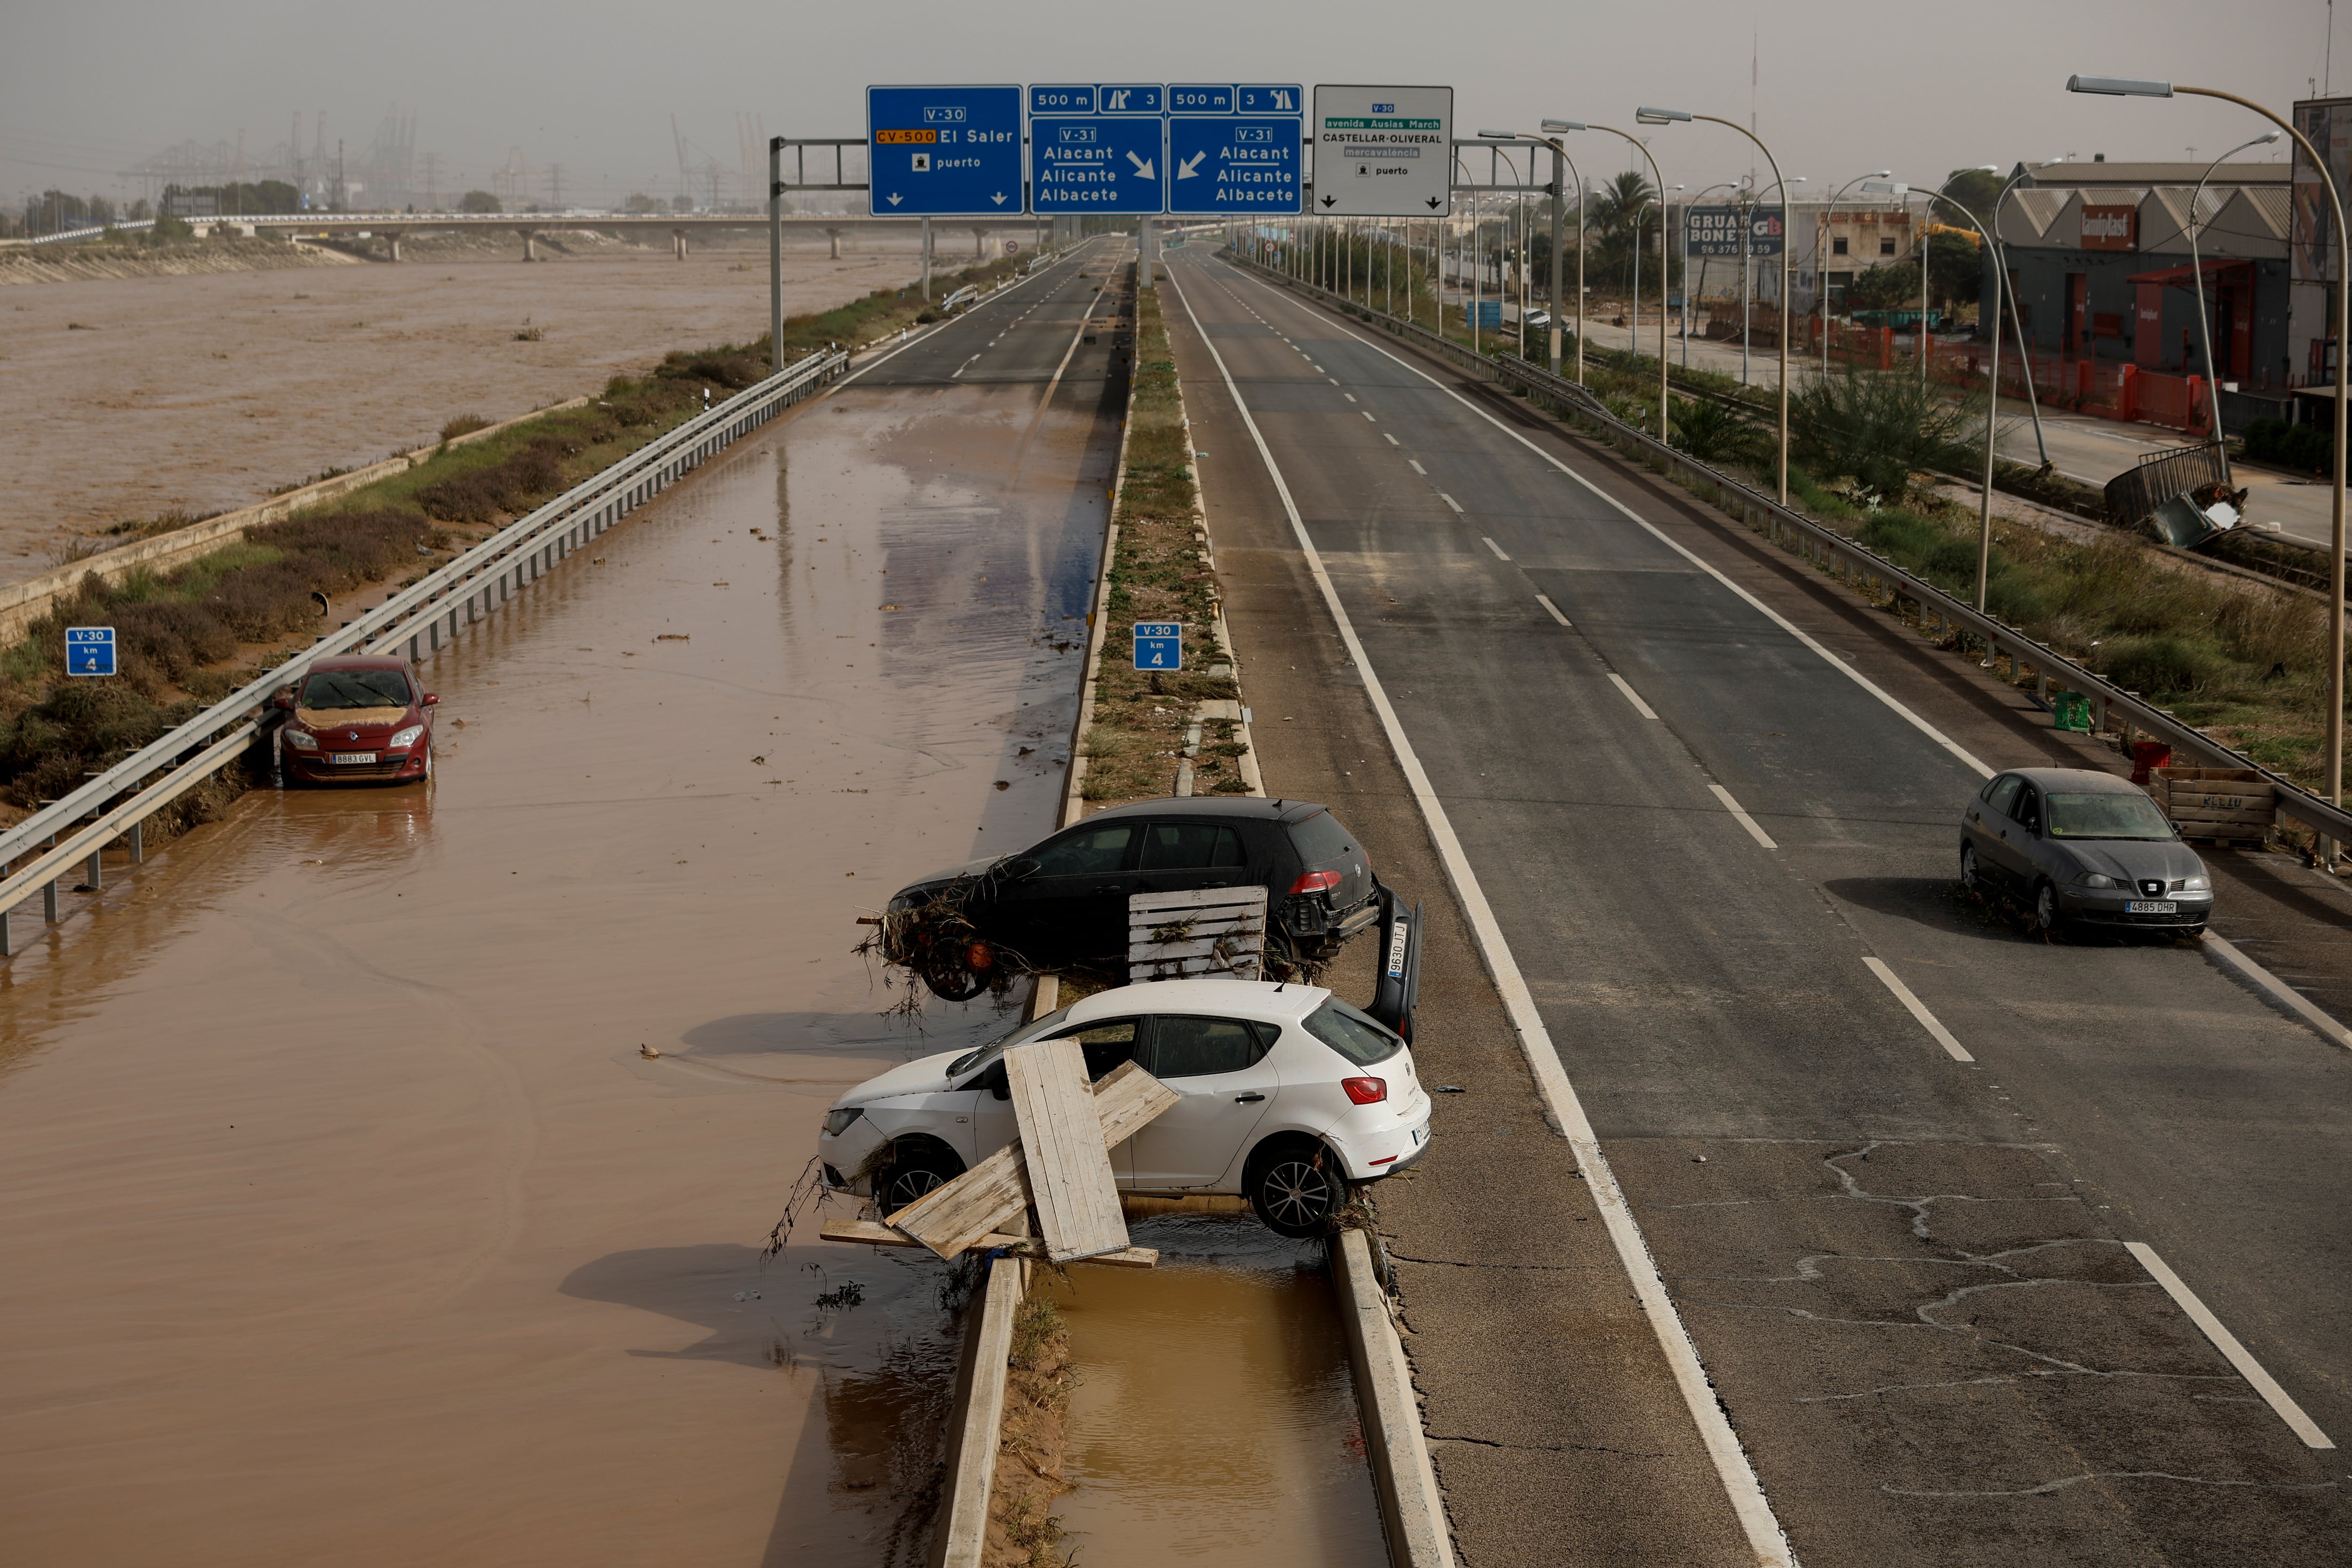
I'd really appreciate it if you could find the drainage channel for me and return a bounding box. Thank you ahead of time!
[1035,1210,1389,1566]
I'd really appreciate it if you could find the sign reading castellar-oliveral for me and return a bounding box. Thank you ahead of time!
[1309,85,1453,216]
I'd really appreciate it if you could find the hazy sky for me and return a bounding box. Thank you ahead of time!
[2,0,2328,208]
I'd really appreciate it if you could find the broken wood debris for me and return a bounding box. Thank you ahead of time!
[816,1217,1159,1268]
[1005,1037,1130,1261]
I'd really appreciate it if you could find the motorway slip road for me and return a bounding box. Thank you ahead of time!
[1160,250,2350,1568]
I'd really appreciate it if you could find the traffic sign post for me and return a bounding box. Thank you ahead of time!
[1132,622,1182,670]
[65,626,116,678]
[1167,83,1304,217]
[1031,86,1167,215]
[1310,85,1454,216]
[866,85,1025,216]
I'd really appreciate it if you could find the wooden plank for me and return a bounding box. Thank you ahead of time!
[1005,1038,1131,1263]
[888,1060,1177,1260]
[818,1218,1158,1267]
[1128,885,1266,912]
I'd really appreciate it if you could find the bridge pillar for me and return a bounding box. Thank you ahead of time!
[826,227,843,260]
[672,228,688,261]
[383,229,404,263]
[972,227,987,258]
[517,229,539,262]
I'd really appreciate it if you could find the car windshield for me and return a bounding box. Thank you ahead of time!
[946,1005,1072,1078]
[1302,998,1403,1067]
[2047,792,2174,840]
[301,669,410,709]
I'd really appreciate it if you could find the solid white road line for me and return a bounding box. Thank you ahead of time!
[1439,493,1464,514]
[1709,784,1779,850]
[1212,259,1990,780]
[1482,536,1510,561]
[2123,1242,2335,1449]
[1861,957,1973,1062]
[2204,934,2352,1050]
[1607,673,1659,721]
[1165,260,1797,1568]
[1535,594,1572,627]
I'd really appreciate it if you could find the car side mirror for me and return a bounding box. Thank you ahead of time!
[1001,856,1040,882]
[272,692,294,710]
[421,693,440,707]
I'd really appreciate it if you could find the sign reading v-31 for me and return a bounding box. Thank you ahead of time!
[1030,84,1165,214]
[867,85,1024,216]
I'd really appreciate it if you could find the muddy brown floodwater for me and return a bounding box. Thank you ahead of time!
[0,265,1119,1565]
[1040,1215,1388,1566]
[0,235,926,562]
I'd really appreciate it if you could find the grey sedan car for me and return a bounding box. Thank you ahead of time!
[1960,767,2213,937]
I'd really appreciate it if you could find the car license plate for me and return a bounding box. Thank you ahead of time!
[1410,1123,1426,1147]
[330,752,377,765]
[2127,899,2177,915]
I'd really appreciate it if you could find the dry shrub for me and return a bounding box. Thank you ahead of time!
[414,438,566,523]
[439,413,491,443]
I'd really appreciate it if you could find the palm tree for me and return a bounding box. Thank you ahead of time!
[1586,170,1658,297]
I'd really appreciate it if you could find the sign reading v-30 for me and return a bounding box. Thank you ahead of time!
[1311,85,1453,216]
[867,85,1024,215]
[1030,85,1165,214]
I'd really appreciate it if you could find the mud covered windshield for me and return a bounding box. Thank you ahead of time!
[946,1005,1072,1079]
[301,669,411,709]
[2047,792,2174,841]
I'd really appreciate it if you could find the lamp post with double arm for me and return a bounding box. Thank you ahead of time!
[1640,106,1793,502]
[2070,73,2345,852]
[1551,121,1672,439]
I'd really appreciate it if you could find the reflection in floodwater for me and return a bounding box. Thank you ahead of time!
[1042,1215,1386,1566]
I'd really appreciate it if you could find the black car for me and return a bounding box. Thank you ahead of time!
[879,797,1382,997]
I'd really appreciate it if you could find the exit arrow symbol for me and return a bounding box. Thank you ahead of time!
[1320,194,1337,208]
[1126,151,1156,180]
[1424,196,1442,210]
[991,192,1007,205]
[1176,152,1205,180]
[886,193,903,207]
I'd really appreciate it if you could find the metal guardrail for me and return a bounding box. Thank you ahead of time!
[0,346,848,951]
[940,284,981,313]
[1221,251,2352,847]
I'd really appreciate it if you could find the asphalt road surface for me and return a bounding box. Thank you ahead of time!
[1160,249,2350,1568]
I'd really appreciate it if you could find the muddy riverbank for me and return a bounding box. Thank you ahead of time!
[0,236,927,563]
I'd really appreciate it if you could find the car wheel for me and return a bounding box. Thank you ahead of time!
[1248,1138,1345,1239]
[874,1139,965,1218]
[918,940,990,1002]
[2032,881,2066,938]
[1960,844,1982,893]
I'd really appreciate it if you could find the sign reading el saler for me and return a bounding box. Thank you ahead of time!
[867,85,1024,215]
[1310,85,1453,216]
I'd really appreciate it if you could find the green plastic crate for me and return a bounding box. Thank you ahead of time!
[2050,691,2092,732]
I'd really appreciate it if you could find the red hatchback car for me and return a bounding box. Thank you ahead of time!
[275,655,439,785]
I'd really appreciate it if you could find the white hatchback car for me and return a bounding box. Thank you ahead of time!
[817,978,1432,1237]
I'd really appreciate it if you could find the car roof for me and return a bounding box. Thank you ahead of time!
[1064,977,1333,1025]
[2001,767,2141,795]
[305,655,411,673]
[1081,796,1334,826]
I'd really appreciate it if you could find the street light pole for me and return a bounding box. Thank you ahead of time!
[1552,121,1671,438]
[2070,74,2346,846]
[1683,179,1743,369]
[1644,106,1794,502]
[1905,184,2008,612]
[1819,171,1893,378]
[2186,131,2284,478]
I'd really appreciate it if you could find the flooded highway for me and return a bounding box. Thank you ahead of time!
[1042,1214,1387,1567]
[0,243,1128,1565]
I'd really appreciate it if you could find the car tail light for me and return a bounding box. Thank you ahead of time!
[1290,869,1342,896]
[1342,1076,1387,1105]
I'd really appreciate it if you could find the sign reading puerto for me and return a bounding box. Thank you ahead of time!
[1168,84,1304,216]
[65,626,116,678]
[1311,85,1453,216]
[867,85,1024,216]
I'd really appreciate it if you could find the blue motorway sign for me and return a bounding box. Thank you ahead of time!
[1170,117,1302,215]
[65,625,116,677]
[867,85,1024,216]
[1032,109,1165,214]
[1132,621,1182,671]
